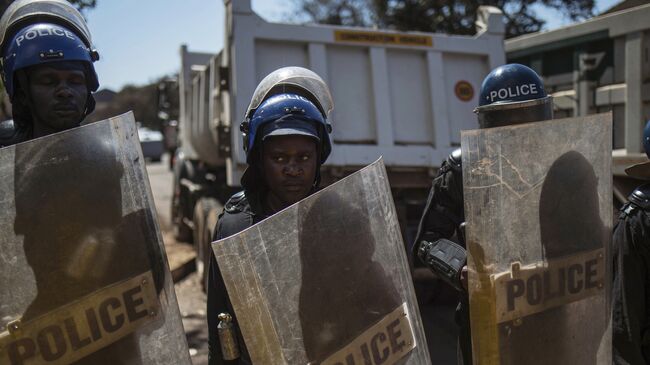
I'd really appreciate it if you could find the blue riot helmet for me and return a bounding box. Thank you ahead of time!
[239,67,334,191]
[244,93,331,164]
[474,63,553,128]
[2,22,99,99]
[240,66,333,164]
[0,0,99,117]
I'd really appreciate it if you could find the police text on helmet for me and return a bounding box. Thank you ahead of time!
[15,27,76,47]
[487,83,539,103]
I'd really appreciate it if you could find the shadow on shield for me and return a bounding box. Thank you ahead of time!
[462,113,612,364]
[213,159,432,365]
[0,113,191,365]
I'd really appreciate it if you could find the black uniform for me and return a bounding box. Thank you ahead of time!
[413,148,472,365]
[613,184,650,364]
[207,190,269,365]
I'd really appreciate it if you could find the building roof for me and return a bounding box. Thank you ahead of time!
[602,0,650,15]
[506,2,650,58]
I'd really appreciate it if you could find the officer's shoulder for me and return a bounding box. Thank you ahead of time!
[439,148,462,175]
[216,191,254,240]
[448,148,462,167]
[628,184,650,210]
[224,191,251,214]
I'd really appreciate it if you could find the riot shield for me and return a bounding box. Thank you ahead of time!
[461,114,612,364]
[0,112,191,365]
[212,159,431,365]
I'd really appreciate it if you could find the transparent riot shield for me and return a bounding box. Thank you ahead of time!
[461,114,612,364]
[212,159,431,365]
[0,112,191,365]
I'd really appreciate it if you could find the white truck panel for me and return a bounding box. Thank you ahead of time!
[178,45,214,161]
[442,54,490,145]
[327,46,376,143]
[208,56,221,147]
[254,41,308,81]
[387,50,434,145]
[217,1,505,185]
[191,69,221,166]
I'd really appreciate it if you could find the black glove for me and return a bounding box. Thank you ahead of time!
[418,238,467,292]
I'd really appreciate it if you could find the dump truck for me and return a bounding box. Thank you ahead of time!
[171,0,506,292]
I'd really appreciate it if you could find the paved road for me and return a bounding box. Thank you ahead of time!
[177,272,209,364]
[145,155,173,231]
[146,156,209,364]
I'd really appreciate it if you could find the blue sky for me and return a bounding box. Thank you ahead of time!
[86,0,620,91]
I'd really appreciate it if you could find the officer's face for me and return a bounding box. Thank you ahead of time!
[262,135,318,209]
[26,63,88,135]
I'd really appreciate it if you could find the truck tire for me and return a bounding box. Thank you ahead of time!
[202,202,220,292]
[174,222,193,243]
[193,197,222,293]
[172,158,195,242]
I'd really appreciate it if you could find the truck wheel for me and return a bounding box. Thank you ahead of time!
[173,216,193,243]
[202,203,220,292]
[172,158,194,243]
[194,197,222,293]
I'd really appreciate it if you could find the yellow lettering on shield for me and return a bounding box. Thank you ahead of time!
[318,303,416,365]
[493,248,605,323]
[0,271,160,365]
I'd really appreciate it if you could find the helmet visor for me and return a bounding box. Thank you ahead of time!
[261,116,321,142]
[246,67,333,118]
[0,0,93,50]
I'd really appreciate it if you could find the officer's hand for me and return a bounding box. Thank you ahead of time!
[460,265,468,291]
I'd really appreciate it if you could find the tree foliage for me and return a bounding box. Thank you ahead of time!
[85,82,162,129]
[85,75,179,131]
[296,0,373,26]
[294,0,596,38]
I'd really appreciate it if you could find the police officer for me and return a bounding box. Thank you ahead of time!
[0,0,99,146]
[413,63,553,365]
[0,3,173,365]
[207,66,334,365]
[613,120,650,364]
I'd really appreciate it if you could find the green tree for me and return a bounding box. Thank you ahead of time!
[85,78,173,131]
[294,0,596,38]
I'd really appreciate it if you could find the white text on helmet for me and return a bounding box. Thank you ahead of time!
[272,94,310,103]
[488,83,538,103]
[15,28,76,47]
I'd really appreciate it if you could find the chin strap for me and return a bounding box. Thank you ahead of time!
[84,92,96,117]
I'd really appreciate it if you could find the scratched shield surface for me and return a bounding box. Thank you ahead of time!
[212,159,431,365]
[461,114,612,365]
[0,113,191,365]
